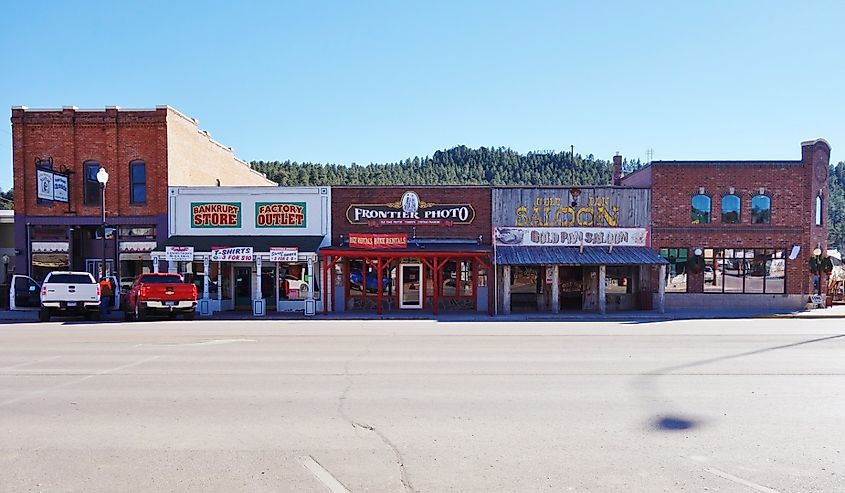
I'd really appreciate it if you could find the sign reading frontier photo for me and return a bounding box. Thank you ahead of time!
[346,191,475,227]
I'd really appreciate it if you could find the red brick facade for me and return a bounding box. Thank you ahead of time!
[638,139,831,296]
[331,186,492,244]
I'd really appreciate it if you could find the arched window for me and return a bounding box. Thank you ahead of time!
[721,194,741,224]
[816,195,823,226]
[691,194,711,224]
[751,194,771,224]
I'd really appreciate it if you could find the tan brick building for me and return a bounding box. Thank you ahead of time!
[12,105,275,283]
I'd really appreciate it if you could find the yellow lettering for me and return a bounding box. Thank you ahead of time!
[515,206,529,227]
[576,207,594,226]
[596,206,619,227]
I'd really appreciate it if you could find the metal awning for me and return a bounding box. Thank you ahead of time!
[31,241,69,253]
[119,241,158,253]
[161,235,326,253]
[495,246,668,266]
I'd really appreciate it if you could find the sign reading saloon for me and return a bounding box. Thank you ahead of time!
[192,202,241,228]
[256,202,306,228]
[346,191,475,227]
[494,227,649,247]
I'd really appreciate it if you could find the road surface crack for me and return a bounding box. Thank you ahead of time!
[337,349,415,493]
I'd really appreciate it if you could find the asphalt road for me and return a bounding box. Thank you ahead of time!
[0,318,843,492]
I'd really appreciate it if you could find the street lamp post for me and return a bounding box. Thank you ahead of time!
[813,247,823,297]
[96,167,110,280]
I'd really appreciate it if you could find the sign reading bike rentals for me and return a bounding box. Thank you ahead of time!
[349,233,408,249]
[165,246,194,262]
[210,246,254,262]
[346,191,475,227]
[191,202,241,228]
[256,202,306,228]
[494,227,649,247]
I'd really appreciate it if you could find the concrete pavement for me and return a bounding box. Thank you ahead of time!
[0,318,843,492]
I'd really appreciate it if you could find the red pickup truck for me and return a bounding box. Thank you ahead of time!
[125,273,198,321]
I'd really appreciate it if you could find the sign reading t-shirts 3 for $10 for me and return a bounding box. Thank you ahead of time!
[210,247,254,262]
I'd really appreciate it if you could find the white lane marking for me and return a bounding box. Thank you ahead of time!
[0,355,61,370]
[134,338,256,347]
[703,467,782,493]
[298,455,350,493]
[0,355,160,408]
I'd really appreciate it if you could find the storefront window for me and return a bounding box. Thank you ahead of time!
[442,260,473,297]
[279,263,308,300]
[659,248,688,292]
[606,266,633,294]
[208,262,220,298]
[349,260,366,296]
[703,248,786,294]
[119,227,156,238]
[31,254,69,283]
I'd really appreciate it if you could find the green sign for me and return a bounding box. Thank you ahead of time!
[191,202,242,228]
[255,202,307,228]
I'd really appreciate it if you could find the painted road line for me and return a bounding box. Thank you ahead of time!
[0,355,61,370]
[298,455,350,493]
[703,467,782,493]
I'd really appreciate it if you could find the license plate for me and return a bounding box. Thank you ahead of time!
[165,301,176,306]
[67,302,77,307]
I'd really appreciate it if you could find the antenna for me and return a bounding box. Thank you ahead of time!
[646,148,654,164]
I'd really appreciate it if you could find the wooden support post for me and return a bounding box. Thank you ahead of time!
[322,257,328,314]
[658,264,666,314]
[376,258,383,315]
[502,264,511,315]
[598,264,607,314]
[432,258,440,315]
[550,264,559,314]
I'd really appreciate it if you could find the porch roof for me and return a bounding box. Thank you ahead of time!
[496,246,668,266]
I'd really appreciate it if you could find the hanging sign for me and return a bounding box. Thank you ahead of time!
[53,174,69,202]
[346,190,475,227]
[191,202,241,228]
[269,247,299,262]
[37,169,54,201]
[494,227,649,247]
[165,246,195,262]
[349,233,408,249]
[256,202,307,228]
[210,246,253,262]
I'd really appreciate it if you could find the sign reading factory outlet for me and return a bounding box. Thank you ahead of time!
[349,233,408,249]
[269,247,299,262]
[192,202,241,228]
[165,246,194,262]
[494,227,649,247]
[210,246,254,262]
[346,191,475,227]
[255,202,306,228]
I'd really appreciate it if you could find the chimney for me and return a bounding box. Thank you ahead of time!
[612,153,622,186]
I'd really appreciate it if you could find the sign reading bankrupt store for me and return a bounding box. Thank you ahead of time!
[192,202,241,228]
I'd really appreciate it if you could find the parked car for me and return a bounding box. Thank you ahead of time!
[38,271,101,322]
[350,269,392,293]
[704,266,715,282]
[119,277,136,293]
[125,273,198,321]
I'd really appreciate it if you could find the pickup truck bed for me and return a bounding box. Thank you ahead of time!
[126,274,197,321]
[39,272,101,322]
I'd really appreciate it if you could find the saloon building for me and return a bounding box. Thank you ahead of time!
[493,179,668,314]
[154,186,331,315]
[623,139,831,310]
[319,187,493,315]
[11,106,274,285]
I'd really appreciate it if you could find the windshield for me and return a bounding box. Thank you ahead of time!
[140,275,184,284]
[47,274,94,284]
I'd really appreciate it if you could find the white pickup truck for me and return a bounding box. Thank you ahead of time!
[38,271,101,322]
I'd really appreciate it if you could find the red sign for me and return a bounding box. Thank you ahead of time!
[348,233,408,249]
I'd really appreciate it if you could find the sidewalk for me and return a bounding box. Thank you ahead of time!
[3,305,845,323]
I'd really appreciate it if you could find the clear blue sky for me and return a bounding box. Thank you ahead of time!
[1,1,843,191]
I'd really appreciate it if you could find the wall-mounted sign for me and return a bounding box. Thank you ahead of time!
[515,195,620,227]
[346,190,475,227]
[256,202,306,228]
[165,246,195,261]
[494,227,649,247]
[269,247,299,262]
[349,233,408,249]
[192,202,241,228]
[37,169,54,201]
[210,246,253,262]
[53,174,68,202]
[36,161,70,203]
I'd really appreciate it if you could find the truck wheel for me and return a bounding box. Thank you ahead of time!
[38,308,51,322]
[135,305,146,322]
[183,311,196,321]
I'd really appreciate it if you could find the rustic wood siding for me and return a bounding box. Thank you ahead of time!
[493,187,651,228]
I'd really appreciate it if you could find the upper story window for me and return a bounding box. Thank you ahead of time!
[691,194,711,224]
[130,160,147,204]
[751,194,771,224]
[721,194,741,224]
[816,195,823,226]
[83,161,101,206]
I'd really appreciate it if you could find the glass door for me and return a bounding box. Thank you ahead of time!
[400,264,422,309]
[234,266,252,309]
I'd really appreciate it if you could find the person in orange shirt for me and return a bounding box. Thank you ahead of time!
[99,277,113,315]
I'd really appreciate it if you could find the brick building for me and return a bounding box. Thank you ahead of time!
[11,105,274,283]
[622,139,831,310]
[320,186,493,315]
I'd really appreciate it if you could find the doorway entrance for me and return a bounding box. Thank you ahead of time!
[234,266,252,309]
[85,259,115,278]
[559,266,584,310]
[399,263,422,309]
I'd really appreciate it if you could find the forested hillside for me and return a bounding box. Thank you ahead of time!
[257,146,845,248]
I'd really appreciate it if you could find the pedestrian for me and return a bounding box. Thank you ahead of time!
[99,277,113,315]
